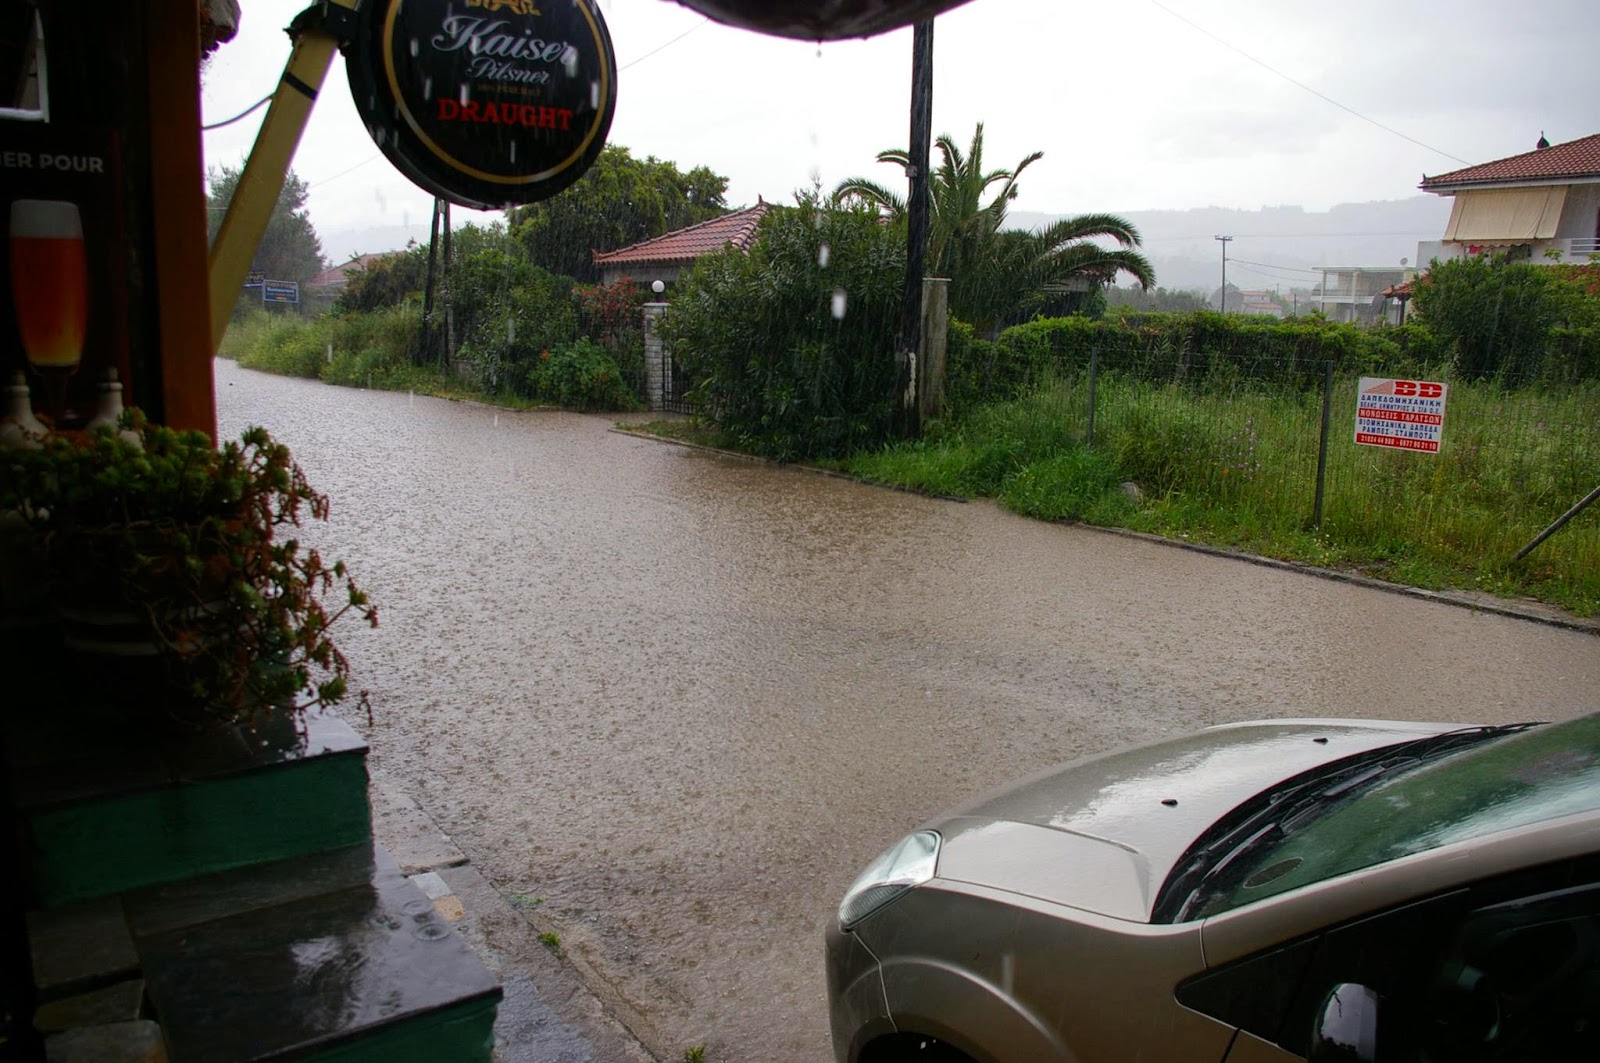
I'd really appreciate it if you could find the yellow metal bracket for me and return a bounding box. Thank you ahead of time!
[207,0,362,351]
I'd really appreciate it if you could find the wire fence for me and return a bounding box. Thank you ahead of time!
[947,337,1600,578]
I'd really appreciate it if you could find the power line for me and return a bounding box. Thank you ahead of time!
[308,154,382,187]
[620,17,709,71]
[1144,0,1469,165]
[202,94,273,131]
[1229,257,1326,275]
[1141,230,1438,241]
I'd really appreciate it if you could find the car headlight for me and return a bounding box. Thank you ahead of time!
[838,830,940,928]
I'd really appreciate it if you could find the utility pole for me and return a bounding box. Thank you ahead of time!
[421,198,441,364]
[895,18,934,439]
[1214,234,1232,312]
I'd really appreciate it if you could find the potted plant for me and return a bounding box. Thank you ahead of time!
[0,410,378,727]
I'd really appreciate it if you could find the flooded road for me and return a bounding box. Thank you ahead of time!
[217,360,1597,1062]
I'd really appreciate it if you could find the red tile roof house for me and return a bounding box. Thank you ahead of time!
[590,202,770,410]
[590,201,771,293]
[305,252,399,304]
[1417,132,1600,266]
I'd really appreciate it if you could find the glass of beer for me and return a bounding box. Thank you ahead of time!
[9,199,87,423]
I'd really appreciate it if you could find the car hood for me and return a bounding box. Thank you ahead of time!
[928,719,1462,922]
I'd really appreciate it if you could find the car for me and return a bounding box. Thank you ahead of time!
[826,713,1600,1063]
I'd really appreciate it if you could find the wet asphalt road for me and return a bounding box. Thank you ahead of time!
[217,359,1597,1062]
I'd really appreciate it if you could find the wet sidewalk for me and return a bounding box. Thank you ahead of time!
[368,769,657,1063]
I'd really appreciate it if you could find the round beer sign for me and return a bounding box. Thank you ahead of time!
[346,0,617,209]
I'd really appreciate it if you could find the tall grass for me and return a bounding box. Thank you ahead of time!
[842,370,1600,616]
[219,306,635,410]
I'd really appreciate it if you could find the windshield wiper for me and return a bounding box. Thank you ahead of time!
[1155,725,1530,922]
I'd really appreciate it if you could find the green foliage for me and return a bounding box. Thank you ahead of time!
[577,277,645,357]
[944,311,1413,415]
[833,123,1153,334]
[207,166,327,320]
[1411,255,1571,382]
[523,338,639,411]
[838,371,1600,616]
[0,414,378,723]
[999,447,1130,522]
[1106,286,1212,314]
[451,241,581,394]
[509,145,729,281]
[337,247,428,314]
[660,199,905,461]
[1544,325,1600,384]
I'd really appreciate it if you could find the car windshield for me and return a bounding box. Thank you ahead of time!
[1178,713,1600,920]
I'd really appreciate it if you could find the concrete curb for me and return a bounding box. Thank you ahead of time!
[368,770,659,1063]
[610,424,1600,638]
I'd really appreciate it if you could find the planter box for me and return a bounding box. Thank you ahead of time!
[7,706,371,908]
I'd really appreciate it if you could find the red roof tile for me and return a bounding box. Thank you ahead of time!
[308,253,395,289]
[592,202,771,266]
[1422,133,1600,190]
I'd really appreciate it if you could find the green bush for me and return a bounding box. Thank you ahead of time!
[942,311,1409,415]
[527,338,638,411]
[661,199,905,460]
[337,247,428,313]
[1542,326,1600,384]
[1411,255,1567,382]
[231,313,331,378]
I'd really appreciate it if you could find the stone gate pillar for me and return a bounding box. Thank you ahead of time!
[642,302,668,411]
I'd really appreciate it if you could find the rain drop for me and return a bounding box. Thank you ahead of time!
[409,390,415,406]
[831,289,848,319]
[509,140,517,163]
[409,37,419,58]
[459,84,471,105]
[563,47,579,77]
[494,414,500,428]
[590,80,600,109]
[818,243,830,267]
[423,76,433,100]
[507,319,517,342]
[325,342,333,364]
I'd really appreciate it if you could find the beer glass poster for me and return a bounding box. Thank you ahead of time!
[0,126,130,429]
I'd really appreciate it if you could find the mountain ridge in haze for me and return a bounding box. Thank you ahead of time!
[319,196,1453,293]
[1013,195,1451,292]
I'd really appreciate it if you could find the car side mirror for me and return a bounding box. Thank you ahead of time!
[1307,983,1381,1063]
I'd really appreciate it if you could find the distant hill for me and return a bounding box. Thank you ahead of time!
[320,223,430,265]
[320,196,1454,295]
[1012,196,1452,294]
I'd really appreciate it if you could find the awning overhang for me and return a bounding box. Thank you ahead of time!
[1442,186,1568,242]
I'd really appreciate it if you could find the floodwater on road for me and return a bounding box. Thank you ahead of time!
[217,359,1597,1062]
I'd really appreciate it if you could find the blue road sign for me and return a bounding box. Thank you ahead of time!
[263,279,299,304]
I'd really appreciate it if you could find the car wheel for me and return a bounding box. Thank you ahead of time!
[861,1033,977,1062]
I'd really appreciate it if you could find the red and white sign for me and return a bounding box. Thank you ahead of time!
[1355,377,1448,453]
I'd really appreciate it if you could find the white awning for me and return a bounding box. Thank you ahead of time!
[1443,186,1568,242]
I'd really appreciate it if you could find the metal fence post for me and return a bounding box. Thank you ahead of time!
[1313,359,1333,528]
[1086,348,1099,447]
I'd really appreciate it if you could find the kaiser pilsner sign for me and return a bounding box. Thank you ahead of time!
[347,0,618,209]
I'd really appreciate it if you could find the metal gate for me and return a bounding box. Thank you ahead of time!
[661,345,695,414]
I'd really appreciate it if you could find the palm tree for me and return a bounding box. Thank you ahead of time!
[833,123,1154,334]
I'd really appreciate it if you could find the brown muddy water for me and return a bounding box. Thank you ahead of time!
[217,359,1597,1062]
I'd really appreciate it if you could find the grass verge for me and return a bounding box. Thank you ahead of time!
[839,373,1600,617]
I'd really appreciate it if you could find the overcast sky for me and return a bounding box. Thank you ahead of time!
[200,0,1600,253]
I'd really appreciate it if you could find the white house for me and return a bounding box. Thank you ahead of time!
[1417,133,1600,266]
[1312,266,1416,324]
